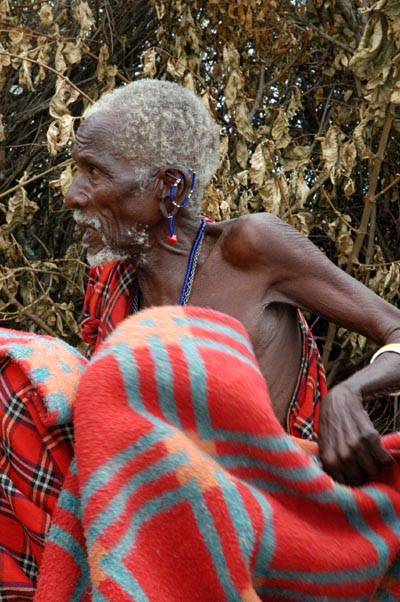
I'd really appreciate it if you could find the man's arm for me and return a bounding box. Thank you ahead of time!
[232,213,400,484]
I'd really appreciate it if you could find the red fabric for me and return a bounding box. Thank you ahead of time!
[81,261,136,358]
[35,306,400,602]
[0,331,85,600]
[286,309,327,440]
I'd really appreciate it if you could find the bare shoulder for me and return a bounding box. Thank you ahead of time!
[220,212,307,268]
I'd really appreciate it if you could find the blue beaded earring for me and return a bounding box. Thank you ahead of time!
[166,169,197,244]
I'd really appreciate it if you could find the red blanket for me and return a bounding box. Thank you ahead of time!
[34,305,400,602]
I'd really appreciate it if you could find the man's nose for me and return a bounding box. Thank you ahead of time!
[64,174,89,209]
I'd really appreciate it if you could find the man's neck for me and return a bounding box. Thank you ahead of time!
[133,216,207,308]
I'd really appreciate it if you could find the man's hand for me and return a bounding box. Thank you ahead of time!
[318,384,395,486]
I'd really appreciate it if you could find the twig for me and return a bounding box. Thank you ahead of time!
[304,173,330,201]
[146,46,207,90]
[264,144,294,226]
[346,102,395,273]
[0,51,94,103]
[322,102,395,368]
[11,1,48,7]
[0,27,131,85]
[0,159,72,200]
[372,173,400,201]
[249,64,265,122]
[292,21,354,55]
[0,286,58,336]
[320,187,359,233]
[252,35,309,118]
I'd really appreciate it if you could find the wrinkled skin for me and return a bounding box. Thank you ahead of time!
[65,113,400,486]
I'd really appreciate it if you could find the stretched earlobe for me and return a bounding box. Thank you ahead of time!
[169,174,185,205]
[169,169,196,209]
[160,167,197,245]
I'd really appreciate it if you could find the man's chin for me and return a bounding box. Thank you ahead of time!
[86,246,129,267]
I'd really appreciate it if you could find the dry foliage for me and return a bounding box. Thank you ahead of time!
[0,0,157,349]
[1,0,400,428]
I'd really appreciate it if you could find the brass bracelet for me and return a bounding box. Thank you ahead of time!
[370,343,400,396]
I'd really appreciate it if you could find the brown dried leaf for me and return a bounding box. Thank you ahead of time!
[235,101,254,141]
[96,44,110,82]
[47,115,74,156]
[55,41,67,73]
[49,164,74,195]
[155,1,166,20]
[1,187,39,234]
[270,110,290,149]
[71,1,94,35]
[327,215,353,266]
[390,80,400,104]
[0,1,10,19]
[349,14,388,82]
[353,113,372,159]
[319,125,340,175]
[293,212,311,237]
[0,43,10,66]
[281,145,311,170]
[183,71,195,91]
[39,3,53,27]
[100,65,118,94]
[8,28,24,48]
[19,274,34,306]
[287,86,303,120]
[235,137,249,169]
[249,143,266,188]
[290,171,310,207]
[142,48,157,78]
[64,41,83,66]
[18,54,33,91]
[166,57,186,78]
[224,69,242,110]
[258,175,283,215]
[223,43,240,70]
[50,79,80,118]
[201,184,223,220]
[35,38,51,84]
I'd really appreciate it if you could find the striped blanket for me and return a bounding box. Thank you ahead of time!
[32,305,400,602]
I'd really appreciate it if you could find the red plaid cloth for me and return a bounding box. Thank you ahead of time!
[286,310,327,440]
[80,261,327,440]
[0,332,84,601]
[81,260,136,358]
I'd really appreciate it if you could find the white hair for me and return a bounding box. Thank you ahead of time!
[84,79,220,211]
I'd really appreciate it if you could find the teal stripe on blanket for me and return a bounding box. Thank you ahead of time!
[46,525,90,597]
[101,479,245,602]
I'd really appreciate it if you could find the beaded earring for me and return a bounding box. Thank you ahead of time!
[166,169,197,244]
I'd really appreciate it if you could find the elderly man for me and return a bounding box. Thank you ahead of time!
[64,78,400,487]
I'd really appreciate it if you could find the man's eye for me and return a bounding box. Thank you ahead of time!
[88,164,98,175]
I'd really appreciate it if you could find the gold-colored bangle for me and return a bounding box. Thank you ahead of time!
[370,343,400,363]
[370,343,400,396]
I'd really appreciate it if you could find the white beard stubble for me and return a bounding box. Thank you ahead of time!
[73,211,150,267]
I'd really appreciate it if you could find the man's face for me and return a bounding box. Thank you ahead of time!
[64,113,157,266]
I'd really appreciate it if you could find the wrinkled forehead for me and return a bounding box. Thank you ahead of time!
[75,112,116,149]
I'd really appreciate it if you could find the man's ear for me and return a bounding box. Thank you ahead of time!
[157,165,193,207]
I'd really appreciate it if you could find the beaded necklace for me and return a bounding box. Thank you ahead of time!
[132,218,207,313]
